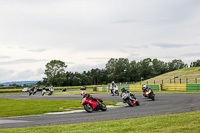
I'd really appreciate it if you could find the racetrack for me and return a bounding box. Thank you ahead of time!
[0,92,200,129]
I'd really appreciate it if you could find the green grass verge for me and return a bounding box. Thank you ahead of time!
[0,88,22,93]
[53,90,200,95]
[0,99,116,118]
[0,111,199,133]
[53,90,111,95]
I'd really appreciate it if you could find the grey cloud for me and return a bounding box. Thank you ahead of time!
[67,63,105,73]
[152,43,188,48]
[183,52,200,57]
[0,69,14,82]
[152,43,200,48]
[113,20,137,24]
[0,56,11,59]
[125,45,148,49]
[28,49,47,52]
[65,62,74,65]
[130,53,140,56]
[87,57,110,60]
[36,68,45,75]
[0,58,47,65]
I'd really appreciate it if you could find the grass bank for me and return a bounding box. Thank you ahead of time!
[0,99,116,118]
[0,111,199,133]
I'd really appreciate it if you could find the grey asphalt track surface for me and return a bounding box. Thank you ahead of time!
[0,92,200,129]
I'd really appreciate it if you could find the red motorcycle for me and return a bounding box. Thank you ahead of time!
[81,97,107,113]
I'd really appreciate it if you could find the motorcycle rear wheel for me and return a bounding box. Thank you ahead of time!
[84,104,93,113]
[151,93,155,101]
[100,103,107,111]
[126,99,134,107]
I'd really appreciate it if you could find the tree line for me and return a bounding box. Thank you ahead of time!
[38,58,200,86]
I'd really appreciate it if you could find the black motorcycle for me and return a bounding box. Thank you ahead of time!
[121,92,140,107]
[143,87,155,101]
[62,88,67,92]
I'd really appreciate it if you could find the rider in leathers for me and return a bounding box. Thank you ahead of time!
[120,87,137,102]
[81,91,98,102]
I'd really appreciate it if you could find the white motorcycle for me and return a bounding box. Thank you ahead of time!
[110,87,119,96]
[41,89,46,96]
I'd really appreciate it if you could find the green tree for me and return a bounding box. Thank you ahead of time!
[190,59,200,67]
[44,60,67,86]
[106,58,117,81]
[71,76,81,86]
[168,59,188,71]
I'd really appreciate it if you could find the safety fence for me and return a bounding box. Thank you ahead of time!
[97,84,160,92]
[96,84,200,92]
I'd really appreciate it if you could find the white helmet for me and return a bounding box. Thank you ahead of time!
[81,91,86,97]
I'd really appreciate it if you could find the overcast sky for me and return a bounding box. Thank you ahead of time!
[0,0,200,82]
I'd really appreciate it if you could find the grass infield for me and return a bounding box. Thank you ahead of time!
[0,99,116,118]
[0,111,199,133]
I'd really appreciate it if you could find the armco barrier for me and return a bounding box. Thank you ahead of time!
[186,84,200,91]
[118,85,129,91]
[129,85,142,92]
[165,84,186,91]
[96,84,200,92]
[147,84,160,91]
[97,86,108,92]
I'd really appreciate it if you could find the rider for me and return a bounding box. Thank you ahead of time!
[142,84,147,93]
[121,87,137,99]
[110,81,117,94]
[81,91,98,102]
[49,86,54,94]
[30,86,37,92]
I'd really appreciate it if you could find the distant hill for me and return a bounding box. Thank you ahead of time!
[143,67,200,84]
[0,81,41,86]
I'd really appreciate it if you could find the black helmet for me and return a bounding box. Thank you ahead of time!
[121,87,125,92]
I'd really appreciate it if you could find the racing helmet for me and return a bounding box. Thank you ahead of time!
[81,91,86,97]
[112,81,115,85]
[121,87,125,92]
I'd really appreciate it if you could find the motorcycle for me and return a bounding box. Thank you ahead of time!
[48,91,53,96]
[29,90,33,96]
[110,87,119,96]
[62,88,67,92]
[81,97,107,113]
[33,88,37,95]
[143,87,155,101]
[41,89,46,96]
[121,92,140,107]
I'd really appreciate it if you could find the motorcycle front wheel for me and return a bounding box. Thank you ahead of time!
[84,104,93,113]
[100,103,107,111]
[136,100,140,106]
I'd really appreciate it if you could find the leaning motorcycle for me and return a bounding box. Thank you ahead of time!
[143,87,155,101]
[41,89,46,96]
[33,88,37,95]
[48,91,53,96]
[29,90,33,96]
[110,87,119,96]
[81,97,107,113]
[121,92,140,107]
